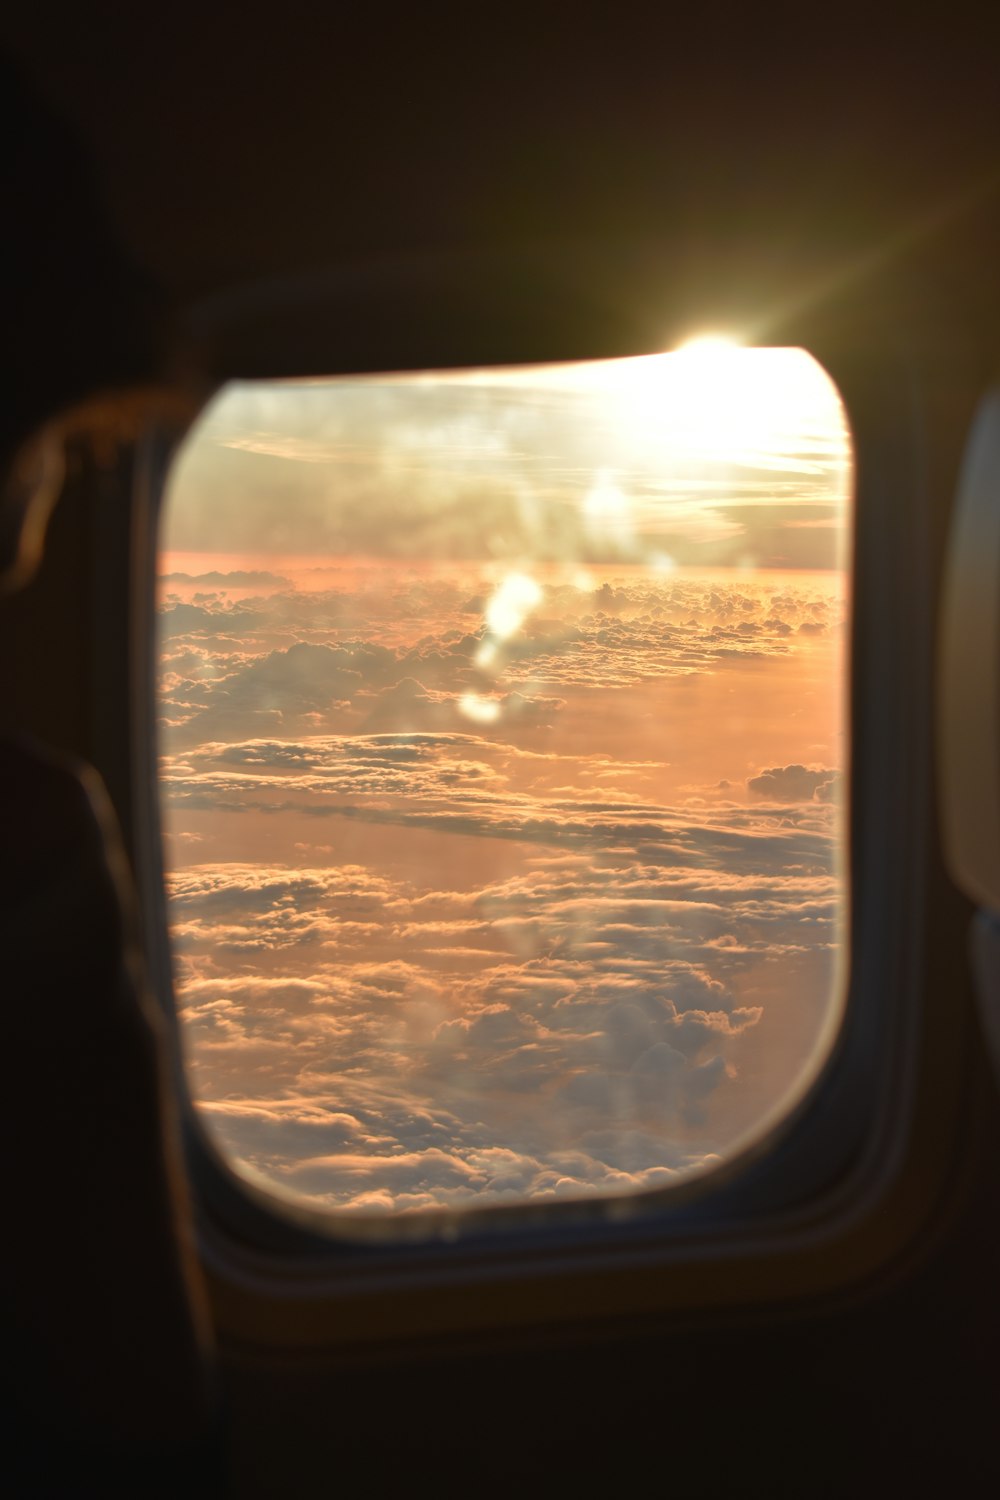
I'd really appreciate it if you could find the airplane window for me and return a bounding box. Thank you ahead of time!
[157,345,852,1219]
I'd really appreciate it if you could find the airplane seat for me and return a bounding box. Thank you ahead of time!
[0,734,221,1493]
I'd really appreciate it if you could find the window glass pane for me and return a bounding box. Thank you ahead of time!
[158,346,852,1216]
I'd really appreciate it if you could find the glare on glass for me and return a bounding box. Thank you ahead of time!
[158,345,852,1216]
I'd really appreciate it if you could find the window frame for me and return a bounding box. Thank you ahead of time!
[104,261,982,1355]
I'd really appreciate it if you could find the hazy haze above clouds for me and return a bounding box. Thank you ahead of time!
[166,348,850,570]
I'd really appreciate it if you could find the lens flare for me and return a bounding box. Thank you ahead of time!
[484,573,543,639]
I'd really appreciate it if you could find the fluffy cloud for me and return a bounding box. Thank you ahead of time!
[157,570,844,753]
[159,565,846,1214]
[167,801,838,1211]
[747,765,842,803]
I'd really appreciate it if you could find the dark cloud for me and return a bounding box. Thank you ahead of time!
[161,569,293,590]
[159,600,269,639]
[747,765,841,803]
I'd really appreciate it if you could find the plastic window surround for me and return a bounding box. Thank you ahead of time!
[111,308,963,1349]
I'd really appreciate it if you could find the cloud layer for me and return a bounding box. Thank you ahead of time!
[158,560,846,1215]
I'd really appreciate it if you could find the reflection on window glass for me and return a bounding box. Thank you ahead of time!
[158,345,852,1216]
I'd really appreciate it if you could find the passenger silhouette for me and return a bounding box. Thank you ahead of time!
[0,56,219,1495]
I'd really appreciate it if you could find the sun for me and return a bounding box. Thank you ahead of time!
[505,339,847,471]
[603,341,845,466]
[676,333,742,359]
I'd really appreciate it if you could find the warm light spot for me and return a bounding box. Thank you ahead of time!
[583,473,628,522]
[484,573,542,639]
[458,691,502,724]
[583,471,635,553]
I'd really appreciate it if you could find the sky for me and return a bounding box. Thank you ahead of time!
[166,345,850,569]
[157,345,852,1217]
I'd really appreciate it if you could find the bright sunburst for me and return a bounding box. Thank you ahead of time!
[599,344,845,469]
